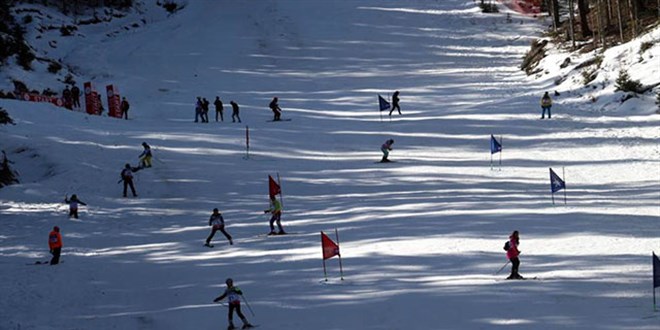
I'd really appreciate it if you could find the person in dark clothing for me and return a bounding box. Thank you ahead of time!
[540,91,552,119]
[62,86,73,110]
[120,163,139,197]
[120,97,130,120]
[506,230,524,280]
[213,278,254,330]
[230,101,241,123]
[205,208,233,247]
[269,97,282,121]
[202,98,210,123]
[48,226,63,265]
[139,142,152,168]
[71,85,81,108]
[214,96,224,122]
[64,194,87,219]
[389,91,401,116]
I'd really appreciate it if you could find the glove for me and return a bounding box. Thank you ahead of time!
[213,298,220,303]
[264,210,269,214]
[235,288,242,295]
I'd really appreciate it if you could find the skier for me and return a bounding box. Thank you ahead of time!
[48,226,63,265]
[269,97,282,121]
[202,98,211,123]
[213,278,254,330]
[264,195,285,235]
[506,230,524,280]
[97,94,105,116]
[205,208,233,247]
[71,84,81,109]
[120,163,139,197]
[195,97,203,123]
[64,194,87,219]
[230,101,241,123]
[540,91,552,119]
[214,96,224,122]
[380,139,394,162]
[138,142,152,168]
[62,86,73,110]
[120,97,130,120]
[388,91,401,116]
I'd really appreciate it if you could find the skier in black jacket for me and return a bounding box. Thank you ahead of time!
[213,278,254,330]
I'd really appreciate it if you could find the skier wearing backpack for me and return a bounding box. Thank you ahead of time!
[205,208,233,247]
[48,226,63,265]
[505,230,524,279]
[120,163,139,197]
[64,194,87,219]
[540,91,552,119]
[213,278,254,330]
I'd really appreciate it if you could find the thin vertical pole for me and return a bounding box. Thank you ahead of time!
[322,231,328,282]
[335,228,344,281]
[277,172,284,209]
[245,126,250,159]
[551,192,555,205]
[490,152,493,170]
[499,135,502,168]
[563,167,567,205]
[654,287,656,311]
[388,93,391,122]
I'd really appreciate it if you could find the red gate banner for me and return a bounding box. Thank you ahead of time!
[83,82,101,115]
[106,84,121,118]
[21,93,65,108]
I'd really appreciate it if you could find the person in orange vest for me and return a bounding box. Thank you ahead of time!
[48,226,63,265]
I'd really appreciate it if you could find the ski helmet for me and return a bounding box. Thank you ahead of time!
[226,278,233,286]
[53,226,60,232]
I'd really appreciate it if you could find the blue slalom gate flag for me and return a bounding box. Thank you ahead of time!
[549,168,565,193]
[654,252,660,289]
[378,94,390,111]
[490,135,502,154]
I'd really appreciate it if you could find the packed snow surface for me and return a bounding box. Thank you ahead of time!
[1,1,659,329]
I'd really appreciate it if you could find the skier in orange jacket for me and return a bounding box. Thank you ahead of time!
[48,226,63,265]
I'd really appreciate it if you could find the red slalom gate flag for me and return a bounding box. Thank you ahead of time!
[268,175,280,198]
[321,232,340,260]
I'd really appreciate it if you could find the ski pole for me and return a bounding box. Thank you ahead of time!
[241,293,255,317]
[495,260,510,275]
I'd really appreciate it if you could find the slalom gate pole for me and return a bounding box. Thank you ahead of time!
[323,258,328,282]
[242,293,255,317]
[499,135,502,169]
[551,191,555,205]
[490,152,493,170]
[654,287,656,312]
[495,260,510,275]
[563,167,567,205]
[277,172,283,209]
[245,126,250,159]
[335,228,344,280]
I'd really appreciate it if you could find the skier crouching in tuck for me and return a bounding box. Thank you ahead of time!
[380,139,394,162]
[213,278,254,330]
[205,208,233,247]
[269,96,282,121]
[506,230,524,280]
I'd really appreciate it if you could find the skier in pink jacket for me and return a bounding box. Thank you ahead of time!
[506,230,524,279]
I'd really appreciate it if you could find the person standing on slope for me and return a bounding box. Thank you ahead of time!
[380,139,394,162]
[48,226,63,265]
[64,194,87,219]
[120,163,139,197]
[71,84,81,109]
[120,97,130,120]
[202,97,211,123]
[62,85,73,110]
[139,142,152,168]
[213,278,254,330]
[264,195,285,235]
[230,101,242,123]
[506,230,524,279]
[205,208,233,247]
[269,97,282,121]
[540,91,552,119]
[388,90,401,117]
[214,96,224,122]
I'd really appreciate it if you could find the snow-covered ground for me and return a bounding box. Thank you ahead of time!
[1,1,659,329]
